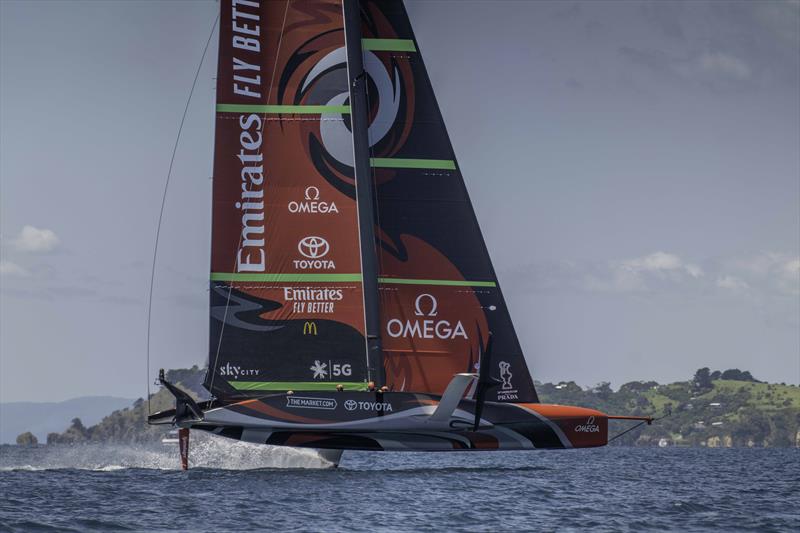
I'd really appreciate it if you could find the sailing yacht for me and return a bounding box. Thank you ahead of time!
[150,0,650,467]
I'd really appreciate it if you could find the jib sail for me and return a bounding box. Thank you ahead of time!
[359,1,539,402]
[206,0,371,400]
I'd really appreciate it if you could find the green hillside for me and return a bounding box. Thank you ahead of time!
[44,367,207,444]
[537,369,800,447]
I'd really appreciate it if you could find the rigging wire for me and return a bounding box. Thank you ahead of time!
[146,14,219,418]
[207,0,292,396]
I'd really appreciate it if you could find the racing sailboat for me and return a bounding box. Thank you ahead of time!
[150,0,651,467]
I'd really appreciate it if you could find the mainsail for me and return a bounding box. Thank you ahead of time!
[205,0,538,404]
[359,1,539,402]
[206,0,370,400]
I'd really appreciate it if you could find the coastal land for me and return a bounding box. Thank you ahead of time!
[12,367,800,448]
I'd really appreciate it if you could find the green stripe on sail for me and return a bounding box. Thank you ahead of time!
[361,38,416,52]
[378,277,496,287]
[216,104,350,114]
[370,158,456,170]
[211,273,362,283]
[229,381,366,391]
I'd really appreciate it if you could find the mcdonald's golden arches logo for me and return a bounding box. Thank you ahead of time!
[303,321,318,335]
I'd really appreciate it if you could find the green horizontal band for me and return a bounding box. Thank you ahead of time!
[379,277,496,287]
[362,38,416,52]
[216,104,350,114]
[210,273,494,286]
[229,381,366,391]
[211,273,362,283]
[370,158,456,170]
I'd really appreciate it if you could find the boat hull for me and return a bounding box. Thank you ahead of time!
[153,392,609,451]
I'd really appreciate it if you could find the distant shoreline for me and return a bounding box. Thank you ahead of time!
[10,366,800,448]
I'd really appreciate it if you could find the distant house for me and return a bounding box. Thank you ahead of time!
[710,402,722,407]
[711,421,724,426]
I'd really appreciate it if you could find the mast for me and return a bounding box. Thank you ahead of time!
[343,0,385,387]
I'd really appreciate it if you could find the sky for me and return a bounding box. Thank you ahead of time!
[1,0,798,403]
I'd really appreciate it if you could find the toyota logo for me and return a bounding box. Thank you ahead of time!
[344,399,357,411]
[298,236,330,259]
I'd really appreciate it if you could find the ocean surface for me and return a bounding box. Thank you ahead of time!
[1,439,797,532]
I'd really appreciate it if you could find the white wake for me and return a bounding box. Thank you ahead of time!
[0,434,337,471]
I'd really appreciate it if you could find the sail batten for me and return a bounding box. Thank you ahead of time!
[229,381,366,392]
[361,38,416,52]
[370,158,456,170]
[211,273,363,282]
[378,278,497,287]
[216,104,351,114]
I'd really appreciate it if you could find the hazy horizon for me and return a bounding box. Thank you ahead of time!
[1,0,798,402]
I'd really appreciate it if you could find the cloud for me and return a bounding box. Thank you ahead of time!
[727,252,800,295]
[695,52,751,80]
[505,251,800,298]
[627,0,798,88]
[510,251,705,294]
[752,0,800,48]
[620,47,752,84]
[589,251,704,292]
[621,251,703,276]
[12,226,60,253]
[778,257,800,295]
[0,260,30,277]
[783,258,800,277]
[716,275,749,291]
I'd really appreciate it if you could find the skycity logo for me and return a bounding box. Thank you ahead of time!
[294,236,335,270]
[575,416,601,433]
[287,186,339,214]
[218,363,260,379]
[386,293,467,340]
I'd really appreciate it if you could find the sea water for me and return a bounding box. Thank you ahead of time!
[1,439,797,532]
